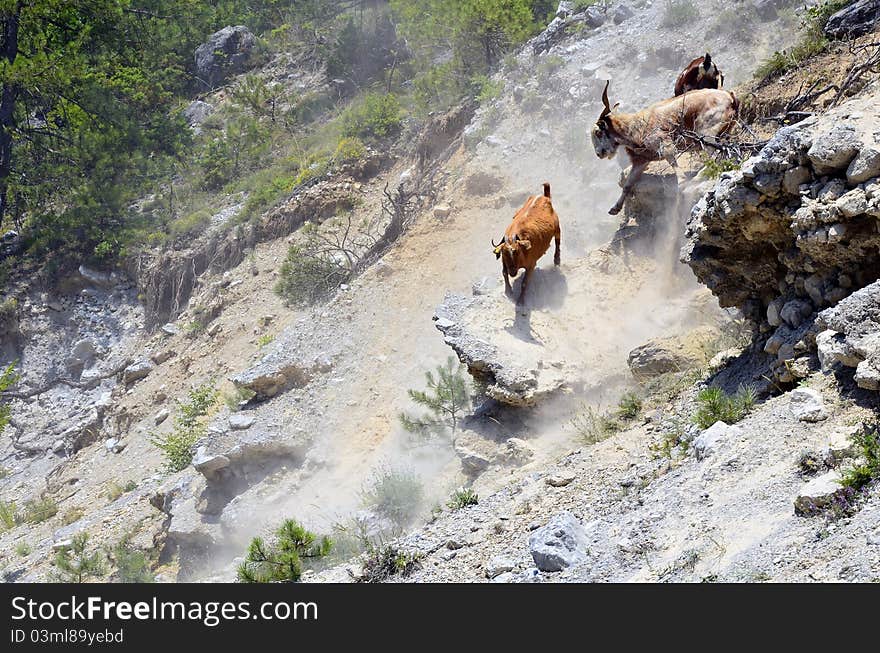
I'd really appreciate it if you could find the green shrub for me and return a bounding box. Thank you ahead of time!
[334,137,367,163]
[399,357,472,439]
[700,155,743,179]
[473,75,505,103]
[840,423,880,490]
[237,519,332,583]
[240,172,296,222]
[169,209,212,238]
[755,0,850,79]
[362,466,424,526]
[357,545,422,583]
[15,541,31,557]
[107,480,138,502]
[447,487,479,510]
[23,496,58,524]
[177,383,218,428]
[341,93,403,141]
[111,539,155,583]
[693,385,756,429]
[0,362,18,436]
[53,533,106,583]
[151,428,200,472]
[223,386,256,411]
[274,241,351,307]
[151,383,217,473]
[571,405,621,444]
[0,500,19,530]
[616,392,642,421]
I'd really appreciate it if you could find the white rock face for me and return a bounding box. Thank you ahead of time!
[788,388,828,422]
[693,422,743,460]
[816,329,862,369]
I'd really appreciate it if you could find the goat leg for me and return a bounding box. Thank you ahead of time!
[503,267,513,298]
[609,160,647,215]
[517,267,533,305]
[554,229,561,266]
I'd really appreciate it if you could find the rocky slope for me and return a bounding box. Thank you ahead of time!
[3,1,870,583]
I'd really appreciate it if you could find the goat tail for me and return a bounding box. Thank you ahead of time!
[543,182,551,198]
[728,90,739,115]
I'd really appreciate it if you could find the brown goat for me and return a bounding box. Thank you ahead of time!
[591,80,739,215]
[674,53,724,96]
[492,182,561,305]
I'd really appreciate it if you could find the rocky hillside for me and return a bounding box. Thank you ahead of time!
[2,1,879,584]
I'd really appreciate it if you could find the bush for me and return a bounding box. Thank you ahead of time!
[571,405,621,444]
[169,209,212,238]
[357,545,422,583]
[0,500,19,530]
[0,362,18,436]
[661,0,699,27]
[151,382,217,473]
[107,480,138,502]
[334,137,367,163]
[53,533,106,583]
[692,385,756,429]
[700,155,742,179]
[22,496,58,524]
[755,1,850,79]
[840,423,880,490]
[15,541,31,557]
[399,357,472,440]
[341,93,403,141]
[237,519,332,583]
[616,392,642,421]
[274,241,351,307]
[362,466,424,526]
[111,538,154,583]
[447,487,479,510]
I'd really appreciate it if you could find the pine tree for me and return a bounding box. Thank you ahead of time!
[237,519,332,583]
[54,533,106,583]
[399,356,472,440]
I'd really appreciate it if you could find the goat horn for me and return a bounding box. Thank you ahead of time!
[600,80,612,120]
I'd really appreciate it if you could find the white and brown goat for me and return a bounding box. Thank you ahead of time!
[590,80,739,215]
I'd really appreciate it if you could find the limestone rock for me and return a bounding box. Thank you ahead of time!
[794,471,845,516]
[194,26,256,89]
[228,413,255,430]
[847,146,880,184]
[693,421,743,460]
[788,388,828,422]
[528,511,588,572]
[485,555,516,579]
[123,359,154,385]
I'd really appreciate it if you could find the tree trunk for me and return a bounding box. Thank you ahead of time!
[0,3,23,225]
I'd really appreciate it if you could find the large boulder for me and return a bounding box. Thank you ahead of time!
[824,0,880,39]
[682,94,880,384]
[788,388,828,422]
[194,26,256,89]
[627,327,716,378]
[528,511,589,572]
